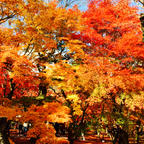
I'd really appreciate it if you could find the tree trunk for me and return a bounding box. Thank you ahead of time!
[140,13,144,42]
[7,79,15,100]
[0,117,10,144]
[118,129,129,144]
[39,83,47,98]
[67,124,75,144]
[30,137,37,144]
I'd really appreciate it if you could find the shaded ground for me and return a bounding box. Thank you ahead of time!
[9,129,144,144]
[10,129,31,144]
[74,135,144,144]
[74,135,111,144]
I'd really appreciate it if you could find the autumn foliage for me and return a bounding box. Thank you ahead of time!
[0,0,144,143]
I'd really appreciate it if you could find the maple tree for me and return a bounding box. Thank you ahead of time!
[0,0,144,144]
[76,0,144,142]
[0,0,84,143]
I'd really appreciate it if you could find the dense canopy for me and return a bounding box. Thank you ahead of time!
[0,0,144,144]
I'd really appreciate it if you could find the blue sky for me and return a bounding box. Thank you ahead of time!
[2,0,144,29]
[78,0,144,12]
[78,0,88,11]
[132,0,144,13]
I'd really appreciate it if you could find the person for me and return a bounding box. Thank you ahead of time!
[81,131,85,141]
[23,122,28,136]
[112,125,119,144]
[27,122,31,131]
[18,123,23,136]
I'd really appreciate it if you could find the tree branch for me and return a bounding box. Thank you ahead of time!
[0,14,15,24]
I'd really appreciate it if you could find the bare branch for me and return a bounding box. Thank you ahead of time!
[0,14,15,24]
